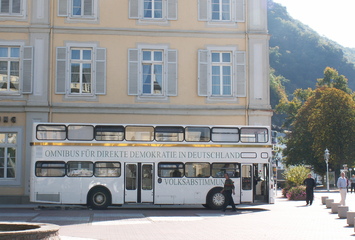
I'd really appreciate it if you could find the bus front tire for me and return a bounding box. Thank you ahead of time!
[206,188,225,210]
[88,187,111,210]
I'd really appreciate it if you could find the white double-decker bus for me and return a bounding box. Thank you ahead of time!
[30,123,274,209]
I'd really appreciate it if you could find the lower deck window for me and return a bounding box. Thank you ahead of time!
[35,161,66,177]
[185,162,210,178]
[67,161,93,177]
[211,163,240,178]
[94,162,120,177]
[158,162,184,177]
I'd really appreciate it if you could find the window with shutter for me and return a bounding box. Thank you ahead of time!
[58,0,98,22]
[198,0,244,24]
[198,48,246,101]
[55,45,106,99]
[128,46,178,100]
[129,0,177,23]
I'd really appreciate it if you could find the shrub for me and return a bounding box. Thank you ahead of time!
[286,185,306,200]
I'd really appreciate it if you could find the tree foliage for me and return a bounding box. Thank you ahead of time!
[283,87,355,175]
[283,166,310,186]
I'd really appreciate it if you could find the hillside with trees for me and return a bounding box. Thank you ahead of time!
[267,0,355,127]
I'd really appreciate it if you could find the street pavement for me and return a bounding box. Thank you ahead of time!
[1,189,355,240]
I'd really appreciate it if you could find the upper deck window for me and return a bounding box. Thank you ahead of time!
[68,125,94,141]
[95,125,124,141]
[36,125,66,140]
[211,127,239,142]
[125,126,154,141]
[185,127,210,142]
[240,128,268,143]
[155,126,184,142]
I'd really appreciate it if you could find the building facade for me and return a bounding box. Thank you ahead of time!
[0,0,271,203]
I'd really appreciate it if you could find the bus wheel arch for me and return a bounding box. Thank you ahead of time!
[87,186,111,210]
[206,187,225,210]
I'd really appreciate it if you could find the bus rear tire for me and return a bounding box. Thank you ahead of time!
[88,187,111,210]
[206,187,225,210]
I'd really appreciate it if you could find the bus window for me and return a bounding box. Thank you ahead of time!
[67,161,93,177]
[158,162,184,178]
[126,164,137,190]
[142,164,153,190]
[211,163,240,178]
[36,125,66,140]
[125,126,154,141]
[185,127,210,142]
[240,128,268,143]
[95,126,124,141]
[94,162,121,177]
[35,161,66,177]
[68,125,94,141]
[211,127,239,142]
[185,163,210,178]
[155,126,184,142]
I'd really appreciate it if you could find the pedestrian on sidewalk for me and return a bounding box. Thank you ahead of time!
[303,173,316,206]
[221,173,236,212]
[337,171,347,206]
[350,174,355,193]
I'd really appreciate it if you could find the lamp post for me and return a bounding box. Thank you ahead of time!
[324,148,330,192]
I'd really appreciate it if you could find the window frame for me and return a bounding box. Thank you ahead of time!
[128,44,177,101]
[0,0,26,19]
[70,48,93,95]
[56,43,106,99]
[0,128,22,186]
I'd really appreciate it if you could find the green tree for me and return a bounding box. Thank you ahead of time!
[283,87,355,175]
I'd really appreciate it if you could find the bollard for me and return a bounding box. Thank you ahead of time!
[347,212,355,226]
[338,206,348,219]
[331,202,341,213]
[321,196,328,205]
[325,199,334,208]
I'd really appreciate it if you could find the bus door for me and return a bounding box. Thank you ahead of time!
[241,164,253,202]
[125,163,154,203]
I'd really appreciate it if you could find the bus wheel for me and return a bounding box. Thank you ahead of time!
[207,188,225,210]
[88,188,111,210]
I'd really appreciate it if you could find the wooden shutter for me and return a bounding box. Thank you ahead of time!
[128,49,139,95]
[236,51,246,97]
[167,49,177,96]
[84,0,93,16]
[198,0,208,21]
[22,46,33,94]
[56,47,67,94]
[95,48,106,95]
[129,0,140,19]
[198,50,209,96]
[235,0,245,22]
[58,0,68,16]
[167,0,178,20]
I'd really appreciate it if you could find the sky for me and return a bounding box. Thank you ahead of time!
[272,0,355,48]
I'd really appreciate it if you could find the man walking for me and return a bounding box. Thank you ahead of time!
[221,173,236,212]
[337,171,347,206]
[303,173,316,206]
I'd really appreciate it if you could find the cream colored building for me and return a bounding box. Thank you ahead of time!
[0,0,271,203]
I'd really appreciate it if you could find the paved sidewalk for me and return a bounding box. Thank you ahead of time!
[1,190,355,240]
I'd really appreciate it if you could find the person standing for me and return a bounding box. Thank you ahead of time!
[350,175,355,193]
[303,173,316,206]
[337,172,347,206]
[221,173,236,212]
